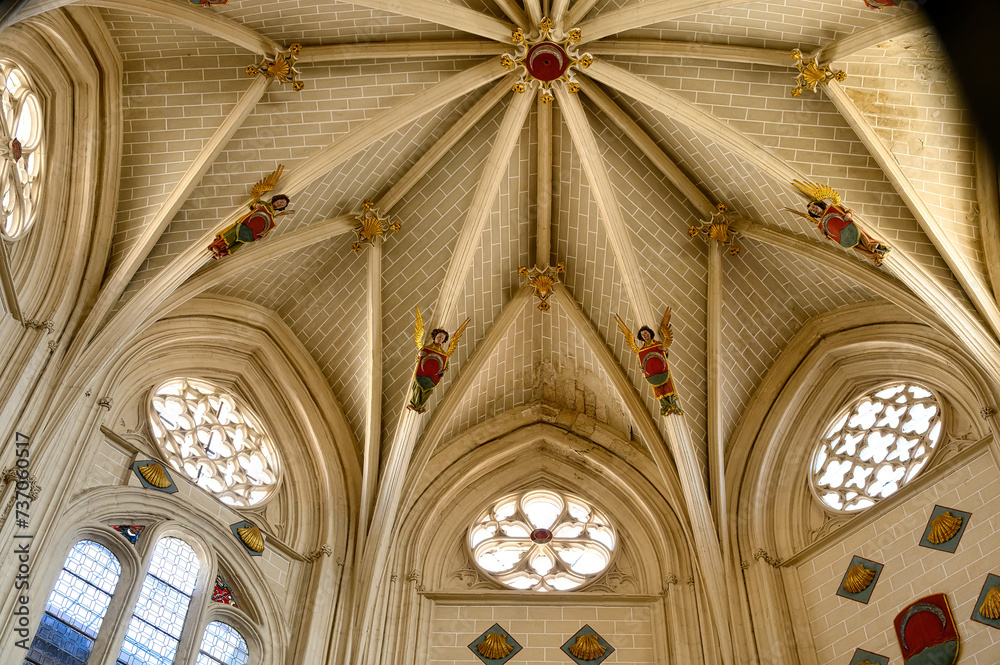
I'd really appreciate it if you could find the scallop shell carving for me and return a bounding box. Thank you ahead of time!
[138,462,171,489]
[568,635,606,660]
[843,563,876,594]
[476,633,513,659]
[980,585,1000,620]
[927,511,963,544]
[237,524,265,553]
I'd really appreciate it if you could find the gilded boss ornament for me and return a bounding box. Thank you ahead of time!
[843,563,876,594]
[926,511,963,545]
[476,633,514,659]
[568,634,606,660]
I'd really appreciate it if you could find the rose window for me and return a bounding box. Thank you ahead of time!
[469,490,615,591]
[148,378,282,506]
[0,60,44,240]
[810,383,942,512]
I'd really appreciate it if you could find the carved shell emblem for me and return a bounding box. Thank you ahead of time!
[476,633,513,659]
[927,511,963,544]
[237,524,265,553]
[568,634,606,660]
[137,462,172,489]
[843,563,876,594]
[980,585,1000,620]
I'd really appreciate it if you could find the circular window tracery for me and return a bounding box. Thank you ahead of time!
[148,378,282,507]
[0,60,44,240]
[469,490,615,591]
[810,383,942,512]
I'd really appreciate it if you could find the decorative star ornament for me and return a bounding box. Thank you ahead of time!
[501,18,593,103]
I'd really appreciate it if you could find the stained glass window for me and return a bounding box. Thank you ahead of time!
[211,575,238,608]
[111,525,144,545]
[24,540,121,665]
[470,490,616,591]
[0,59,44,240]
[196,621,249,665]
[148,378,282,507]
[810,383,943,511]
[116,537,200,665]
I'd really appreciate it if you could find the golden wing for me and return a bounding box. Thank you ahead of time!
[414,306,424,352]
[659,308,674,349]
[446,318,471,358]
[792,179,841,206]
[250,164,284,201]
[614,314,640,355]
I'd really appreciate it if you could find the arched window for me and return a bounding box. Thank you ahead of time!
[148,378,282,507]
[117,537,200,665]
[469,490,616,591]
[196,621,249,665]
[0,58,44,240]
[24,540,121,665]
[810,383,943,511]
[27,530,255,665]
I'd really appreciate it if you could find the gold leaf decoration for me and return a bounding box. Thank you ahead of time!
[856,661,876,665]
[138,462,171,489]
[237,524,265,553]
[843,563,876,594]
[568,634,606,660]
[980,585,1000,619]
[476,633,513,659]
[927,511,963,544]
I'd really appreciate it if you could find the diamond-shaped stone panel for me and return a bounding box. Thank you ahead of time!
[561,625,615,665]
[467,623,522,665]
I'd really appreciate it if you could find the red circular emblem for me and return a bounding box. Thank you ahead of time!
[530,528,553,544]
[10,139,21,162]
[526,42,569,81]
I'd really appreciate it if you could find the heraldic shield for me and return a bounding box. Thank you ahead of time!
[893,594,959,665]
[821,206,860,249]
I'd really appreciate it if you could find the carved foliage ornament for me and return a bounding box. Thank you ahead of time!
[352,199,399,253]
[502,19,592,103]
[518,263,565,311]
[790,49,846,96]
[688,203,741,255]
[246,44,304,91]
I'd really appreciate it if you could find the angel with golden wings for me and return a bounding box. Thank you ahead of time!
[785,180,889,266]
[616,309,683,416]
[208,165,293,259]
[406,307,470,414]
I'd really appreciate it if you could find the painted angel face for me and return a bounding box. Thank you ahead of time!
[639,329,653,343]
[272,196,289,210]
[807,202,825,218]
[433,331,448,345]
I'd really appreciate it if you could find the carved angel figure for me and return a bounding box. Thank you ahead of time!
[786,180,889,266]
[406,307,470,414]
[208,166,292,259]
[615,309,683,416]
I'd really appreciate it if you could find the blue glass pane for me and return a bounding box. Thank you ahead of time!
[116,617,178,665]
[46,570,113,638]
[24,613,94,665]
[147,537,199,595]
[132,575,191,639]
[198,621,249,665]
[63,541,121,595]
